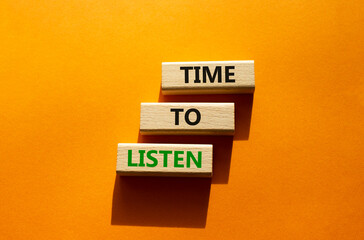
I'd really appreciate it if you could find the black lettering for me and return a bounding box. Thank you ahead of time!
[180,66,193,83]
[194,66,201,83]
[203,66,222,83]
[185,108,201,125]
[170,108,184,125]
[225,66,235,83]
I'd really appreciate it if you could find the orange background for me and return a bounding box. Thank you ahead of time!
[1,0,363,239]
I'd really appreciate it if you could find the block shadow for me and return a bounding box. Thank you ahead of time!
[111,134,230,228]
[111,175,211,228]
[111,89,254,228]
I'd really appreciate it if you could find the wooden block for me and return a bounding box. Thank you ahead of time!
[117,143,213,177]
[162,60,254,94]
[140,102,234,135]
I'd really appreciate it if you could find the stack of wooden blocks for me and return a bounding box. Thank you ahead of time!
[116,61,255,177]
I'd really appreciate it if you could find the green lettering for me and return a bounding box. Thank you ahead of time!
[174,151,184,168]
[187,151,202,168]
[159,150,172,167]
[146,150,158,167]
[138,150,146,167]
[127,150,137,167]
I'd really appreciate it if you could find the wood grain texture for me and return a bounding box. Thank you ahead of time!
[117,143,213,177]
[162,60,254,94]
[140,102,234,135]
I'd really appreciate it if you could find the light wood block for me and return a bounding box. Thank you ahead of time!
[117,143,213,177]
[140,102,234,135]
[162,60,254,94]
